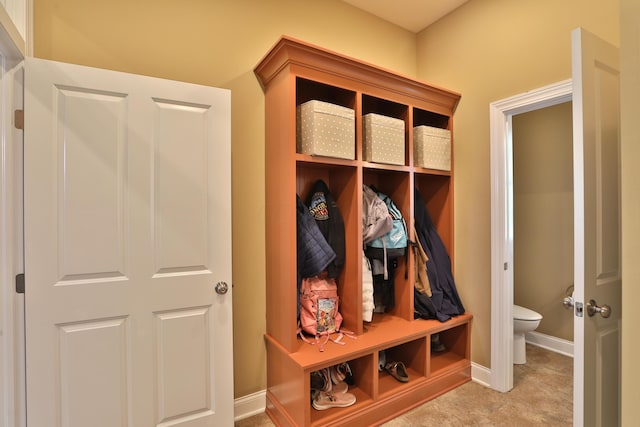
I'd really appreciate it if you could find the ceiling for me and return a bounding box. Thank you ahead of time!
[341,0,469,33]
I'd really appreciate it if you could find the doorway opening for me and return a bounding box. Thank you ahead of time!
[512,100,574,367]
[489,80,572,392]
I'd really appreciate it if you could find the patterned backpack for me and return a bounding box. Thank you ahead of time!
[362,184,392,244]
[366,189,408,260]
[298,275,352,351]
[364,188,409,280]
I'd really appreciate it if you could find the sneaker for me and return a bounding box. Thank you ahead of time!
[312,391,356,410]
[310,370,326,391]
[431,334,446,353]
[332,381,348,394]
[320,368,332,391]
[329,362,354,385]
[378,350,386,372]
[310,368,332,392]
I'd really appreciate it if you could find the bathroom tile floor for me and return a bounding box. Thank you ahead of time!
[235,344,573,426]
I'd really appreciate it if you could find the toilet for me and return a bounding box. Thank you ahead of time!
[513,304,543,364]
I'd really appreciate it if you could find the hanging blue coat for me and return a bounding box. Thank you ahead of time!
[305,179,345,279]
[296,194,335,278]
[414,189,465,321]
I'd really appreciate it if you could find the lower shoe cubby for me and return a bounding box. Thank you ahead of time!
[265,313,472,426]
[309,354,375,426]
[377,338,427,396]
[429,322,470,377]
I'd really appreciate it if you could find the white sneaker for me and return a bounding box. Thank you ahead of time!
[330,362,354,385]
[332,381,348,394]
[312,391,356,410]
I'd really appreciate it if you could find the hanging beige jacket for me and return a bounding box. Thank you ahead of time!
[414,228,432,297]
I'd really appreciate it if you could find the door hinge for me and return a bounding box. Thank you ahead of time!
[13,110,24,130]
[14,109,23,130]
[16,273,25,294]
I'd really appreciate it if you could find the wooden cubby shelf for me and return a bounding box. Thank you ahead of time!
[255,36,471,427]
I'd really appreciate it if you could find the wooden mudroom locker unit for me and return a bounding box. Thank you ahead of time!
[255,36,473,427]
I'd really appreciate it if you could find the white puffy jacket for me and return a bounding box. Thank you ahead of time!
[362,252,375,322]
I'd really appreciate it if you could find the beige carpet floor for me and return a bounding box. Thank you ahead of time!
[235,344,573,426]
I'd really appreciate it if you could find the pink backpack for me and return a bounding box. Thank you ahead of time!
[298,276,352,351]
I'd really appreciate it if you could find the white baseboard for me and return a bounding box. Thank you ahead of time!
[525,331,574,358]
[234,389,266,421]
[471,362,491,387]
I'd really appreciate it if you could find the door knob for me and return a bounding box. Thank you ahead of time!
[215,281,229,295]
[586,299,611,318]
[562,295,574,309]
[562,284,574,309]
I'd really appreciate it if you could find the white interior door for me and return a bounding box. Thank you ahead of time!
[23,58,233,427]
[572,28,621,427]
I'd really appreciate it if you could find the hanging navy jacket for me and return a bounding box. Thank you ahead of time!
[296,194,336,278]
[414,189,465,321]
[305,180,345,279]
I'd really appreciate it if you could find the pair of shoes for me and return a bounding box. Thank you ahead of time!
[312,391,356,410]
[330,362,354,386]
[431,333,446,353]
[311,364,352,395]
[384,361,409,383]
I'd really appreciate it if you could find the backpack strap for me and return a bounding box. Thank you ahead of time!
[297,323,356,352]
[382,239,388,280]
[329,328,357,346]
[317,334,330,352]
[405,239,417,279]
[298,326,331,352]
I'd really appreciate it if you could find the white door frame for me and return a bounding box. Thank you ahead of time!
[489,79,573,392]
[0,51,25,427]
[0,5,30,426]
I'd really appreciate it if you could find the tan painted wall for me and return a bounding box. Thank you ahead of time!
[620,0,640,423]
[416,0,619,367]
[33,0,417,398]
[512,102,573,342]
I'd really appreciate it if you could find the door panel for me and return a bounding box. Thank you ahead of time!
[572,27,621,427]
[24,58,233,427]
[153,99,210,272]
[155,308,211,422]
[58,317,130,427]
[58,87,128,281]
